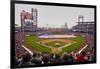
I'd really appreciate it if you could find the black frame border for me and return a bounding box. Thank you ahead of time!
[10,0,97,68]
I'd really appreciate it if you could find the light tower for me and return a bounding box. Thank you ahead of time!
[64,22,68,33]
[78,15,84,24]
[20,10,25,32]
[31,8,38,28]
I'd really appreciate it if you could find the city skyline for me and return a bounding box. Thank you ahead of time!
[15,4,94,29]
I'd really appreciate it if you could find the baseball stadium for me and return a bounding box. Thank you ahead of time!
[14,8,95,67]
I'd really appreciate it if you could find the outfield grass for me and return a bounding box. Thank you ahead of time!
[25,35,85,54]
[62,36,85,53]
[25,35,51,54]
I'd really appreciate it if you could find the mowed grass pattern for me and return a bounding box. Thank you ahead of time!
[62,36,85,53]
[25,35,85,54]
[25,35,51,53]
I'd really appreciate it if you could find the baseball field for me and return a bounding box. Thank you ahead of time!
[24,34,86,54]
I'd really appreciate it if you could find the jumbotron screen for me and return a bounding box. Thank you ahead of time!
[11,0,96,68]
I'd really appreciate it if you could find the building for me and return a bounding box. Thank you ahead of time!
[15,24,21,32]
[20,8,38,32]
[72,16,95,34]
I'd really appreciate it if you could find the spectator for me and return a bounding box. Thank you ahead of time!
[42,53,50,64]
[75,52,88,62]
[62,53,74,63]
[20,53,32,66]
[31,53,42,65]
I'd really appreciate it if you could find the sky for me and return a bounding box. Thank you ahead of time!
[15,4,94,29]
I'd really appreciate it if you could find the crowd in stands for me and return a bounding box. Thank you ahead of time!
[15,42,95,67]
